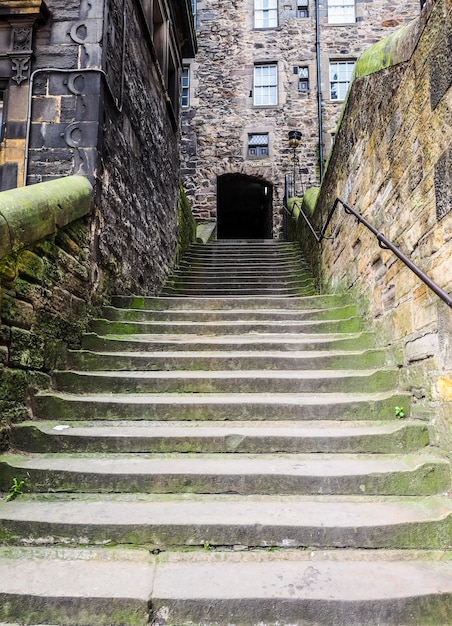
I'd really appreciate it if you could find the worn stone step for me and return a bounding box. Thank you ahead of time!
[174,264,311,274]
[1,547,451,626]
[149,550,452,626]
[0,547,152,626]
[100,305,356,322]
[89,317,363,335]
[111,294,352,310]
[159,286,315,297]
[53,368,397,395]
[81,331,376,353]
[1,495,451,549]
[11,420,428,454]
[67,347,388,371]
[35,390,412,422]
[179,252,306,263]
[164,277,315,290]
[0,452,448,495]
[179,244,305,253]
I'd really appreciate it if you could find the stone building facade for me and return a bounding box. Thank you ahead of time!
[181,0,420,237]
[0,0,196,296]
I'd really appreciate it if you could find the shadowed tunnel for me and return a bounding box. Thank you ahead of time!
[217,174,273,239]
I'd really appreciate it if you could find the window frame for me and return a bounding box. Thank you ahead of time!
[254,0,278,29]
[327,0,355,24]
[253,63,278,107]
[181,66,190,108]
[297,66,309,92]
[329,59,355,101]
[247,132,270,158]
[296,0,309,18]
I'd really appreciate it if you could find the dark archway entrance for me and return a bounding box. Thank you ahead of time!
[217,174,273,239]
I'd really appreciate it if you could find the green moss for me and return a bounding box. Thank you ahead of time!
[355,18,419,78]
[17,249,45,282]
[177,186,197,260]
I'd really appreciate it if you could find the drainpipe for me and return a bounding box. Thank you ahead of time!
[315,0,324,180]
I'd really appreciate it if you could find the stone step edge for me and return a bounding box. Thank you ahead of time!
[10,419,428,454]
[0,548,451,626]
[1,496,451,550]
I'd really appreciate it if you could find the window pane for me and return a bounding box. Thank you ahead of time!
[254,65,278,106]
[329,61,355,100]
[327,0,355,24]
[181,68,189,107]
[255,0,278,28]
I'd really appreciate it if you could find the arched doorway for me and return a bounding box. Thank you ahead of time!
[217,174,273,239]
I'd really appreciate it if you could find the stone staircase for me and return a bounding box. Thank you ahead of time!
[0,239,451,626]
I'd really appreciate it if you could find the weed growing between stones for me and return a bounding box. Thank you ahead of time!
[6,477,25,501]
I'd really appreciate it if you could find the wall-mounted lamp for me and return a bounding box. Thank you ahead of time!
[288,130,302,150]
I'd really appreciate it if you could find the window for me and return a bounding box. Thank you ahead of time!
[297,0,309,17]
[191,0,196,16]
[248,133,269,158]
[296,67,309,92]
[253,64,278,106]
[181,67,190,108]
[0,91,3,141]
[329,60,355,100]
[327,0,355,24]
[254,0,278,29]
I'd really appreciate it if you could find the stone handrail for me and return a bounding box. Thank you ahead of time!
[0,176,93,259]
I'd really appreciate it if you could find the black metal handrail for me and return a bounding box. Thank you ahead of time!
[285,188,452,309]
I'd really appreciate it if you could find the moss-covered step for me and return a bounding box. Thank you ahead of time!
[81,330,376,353]
[11,420,429,454]
[159,285,316,297]
[34,390,412,422]
[67,347,388,372]
[53,368,398,395]
[110,294,354,311]
[0,495,451,550]
[89,316,363,336]
[0,452,448,495]
[99,303,358,322]
[0,546,152,626]
[172,265,313,276]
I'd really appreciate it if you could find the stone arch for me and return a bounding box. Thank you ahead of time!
[216,172,273,239]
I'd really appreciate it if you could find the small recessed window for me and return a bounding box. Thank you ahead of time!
[297,0,309,17]
[297,67,309,92]
[248,133,269,158]
[181,67,190,108]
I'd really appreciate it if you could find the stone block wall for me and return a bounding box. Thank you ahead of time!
[0,220,90,450]
[292,0,452,449]
[92,0,181,297]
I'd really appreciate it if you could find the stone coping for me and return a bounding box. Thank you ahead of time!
[0,176,93,259]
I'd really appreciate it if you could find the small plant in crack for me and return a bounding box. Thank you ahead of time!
[394,406,406,419]
[6,477,25,501]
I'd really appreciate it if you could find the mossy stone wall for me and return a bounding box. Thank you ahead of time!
[0,178,93,451]
[289,0,452,450]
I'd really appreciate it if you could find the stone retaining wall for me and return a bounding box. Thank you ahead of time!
[0,177,92,450]
[290,0,452,449]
